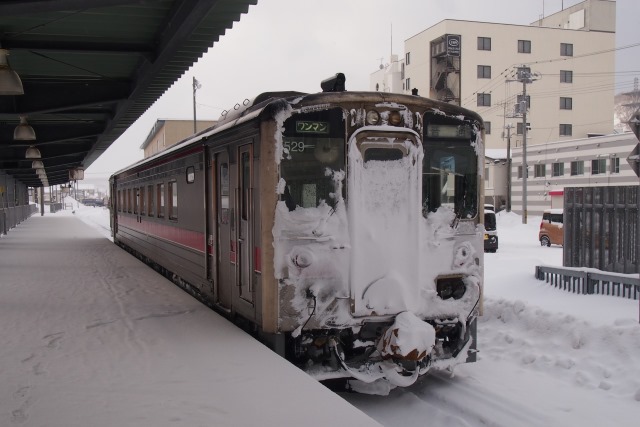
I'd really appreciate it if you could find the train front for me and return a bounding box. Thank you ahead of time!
[272,89,484,392]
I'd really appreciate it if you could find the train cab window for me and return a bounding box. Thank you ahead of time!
[157,183,165,218]
[281,108,345,210]
[168,181,178,220]
[147,185,154,216]
[422,118,478,219]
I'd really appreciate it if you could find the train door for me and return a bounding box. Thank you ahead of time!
[348,129,423,317]
[215,150,233,309]
[237,144,254,304]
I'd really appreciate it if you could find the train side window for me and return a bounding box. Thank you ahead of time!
[169,180,178,220]
[127,188,132,213]
[157,183,165,218]
[241,152,250,220]
[117,190,122,212]
[220,163,229,224]
[134,188,139,214]
[140,186,146,215]
[186,166,195,183]
[147,185,154,216]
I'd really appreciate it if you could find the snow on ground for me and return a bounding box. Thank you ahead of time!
[2,202,639,426]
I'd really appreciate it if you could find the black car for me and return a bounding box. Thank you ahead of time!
[484,210,498,253]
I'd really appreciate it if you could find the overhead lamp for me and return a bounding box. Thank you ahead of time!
[31,160,44,169]
[14,116,36,140]
[37,170,46,178]
[0,48,24,96]
[25,145,41,159]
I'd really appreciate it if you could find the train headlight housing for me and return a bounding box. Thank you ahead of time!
[389,110,403,126]
[436,276,466,300]
[290,247,315,269]
[366,110,380,125]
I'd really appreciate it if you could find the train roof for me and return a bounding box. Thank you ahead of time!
[111,90,483,179]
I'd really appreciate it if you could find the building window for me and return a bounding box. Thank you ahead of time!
[405,78,410,91]
[610,157,620,174]
[477,37,491,51]
[405,52,411,65]
[560,97,573,110]
[560,70,573,83]
[518,40,531,53]
[552,162,564,177]
[157,183,165,218]
[484,121,491,135]
[168,181,178,220]
[477,65,491,79]
[147,185,154,216]
[534,164,546,178]
[560,43,573,56]
[570,160,584,176]
[478,37,491,50]
[559,124,572,136]
[591,158,606,175]
[516,122,530,135]
[517,166,522,179]
[485,167,490,182]
[477,93,491,107]
[401,63,405,80]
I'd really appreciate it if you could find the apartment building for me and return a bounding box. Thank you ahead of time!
[372,0,616,151]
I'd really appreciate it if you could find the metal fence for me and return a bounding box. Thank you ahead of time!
[0,204,38,236]
[564,186,639,275]
[535,265,640,300]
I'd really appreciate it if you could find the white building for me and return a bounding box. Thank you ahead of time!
[373,0,617,151]
[511,132,639,216]
[370,54,405,94]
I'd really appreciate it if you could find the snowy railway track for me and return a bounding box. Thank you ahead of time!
[342,368,551,427]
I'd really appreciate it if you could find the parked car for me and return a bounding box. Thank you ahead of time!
[484,209,498,252]
[539,209,563,246]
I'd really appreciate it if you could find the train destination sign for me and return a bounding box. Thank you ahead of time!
[296,120,329,134]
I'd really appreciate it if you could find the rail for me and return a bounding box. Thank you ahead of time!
[535,265,640,322]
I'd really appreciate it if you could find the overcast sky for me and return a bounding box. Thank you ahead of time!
[85,0,640,189]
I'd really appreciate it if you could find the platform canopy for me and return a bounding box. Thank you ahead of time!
[0,0,256,187]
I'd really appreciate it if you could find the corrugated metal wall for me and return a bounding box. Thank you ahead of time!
[564,186,639,274]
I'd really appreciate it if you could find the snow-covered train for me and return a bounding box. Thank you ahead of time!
[110,74,485,391]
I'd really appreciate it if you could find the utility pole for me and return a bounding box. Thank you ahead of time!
[505,123,513,212]
[522,75,528,224]
[517,66,538,224]
[192,76,202,134]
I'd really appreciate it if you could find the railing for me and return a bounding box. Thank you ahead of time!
[0,204,38,236]
[535,265,640,322]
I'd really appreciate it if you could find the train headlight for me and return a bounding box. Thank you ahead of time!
[366,110,380,125]
[436,276,466,300]
[290,247,315,269]
[389,110,402,126]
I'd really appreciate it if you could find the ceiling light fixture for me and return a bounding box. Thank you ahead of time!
[14,116,36,140]
[31,160,44,169]
[25,145,41,159]
[0,48,24,96]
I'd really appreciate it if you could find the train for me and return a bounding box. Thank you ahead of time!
[109,73,485,392]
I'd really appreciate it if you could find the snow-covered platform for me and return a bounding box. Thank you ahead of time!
[0,212,380,427]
